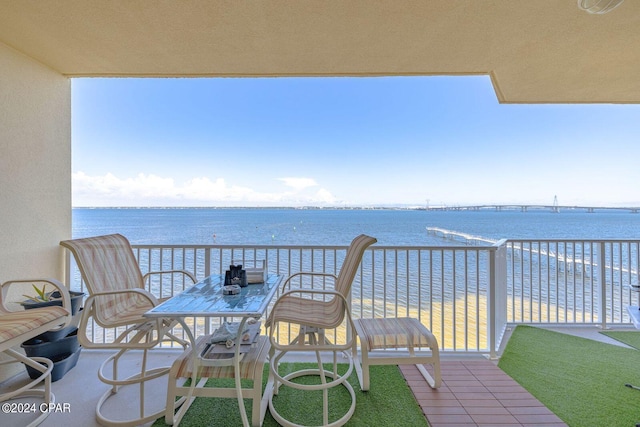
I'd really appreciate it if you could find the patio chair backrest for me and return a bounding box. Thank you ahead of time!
[60,234,150,328]
[323,234,377,328]
[335,234,377,298]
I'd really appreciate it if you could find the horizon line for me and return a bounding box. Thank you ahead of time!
[71,204,640,211]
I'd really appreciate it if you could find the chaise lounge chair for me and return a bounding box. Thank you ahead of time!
[0,278,72,427]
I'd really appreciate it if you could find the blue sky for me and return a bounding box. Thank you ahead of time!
[72,76,640,208]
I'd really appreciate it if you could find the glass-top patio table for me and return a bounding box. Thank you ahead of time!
[144,273,282,427]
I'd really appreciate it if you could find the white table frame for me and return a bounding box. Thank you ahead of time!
[144,273,282,427]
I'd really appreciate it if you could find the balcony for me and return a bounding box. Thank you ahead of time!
[3,3,640,426]
[2,238,628,426]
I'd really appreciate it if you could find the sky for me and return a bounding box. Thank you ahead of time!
[71,76,640,208]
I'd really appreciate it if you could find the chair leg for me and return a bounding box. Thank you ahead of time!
[251,361,265,427]
[359,342,371,391]
[418,333,442,389]
[318,349,335,426]
[269,344,357,427]
[352,333,371,392]
[95,348,175,427]
[416,363,441,389]
[1,349,55,427]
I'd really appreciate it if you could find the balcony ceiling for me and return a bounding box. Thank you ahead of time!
[0,1,639,103]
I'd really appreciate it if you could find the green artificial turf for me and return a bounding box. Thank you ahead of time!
[499,325,640,427]
[600,330,640,350]
[153,363,428,427]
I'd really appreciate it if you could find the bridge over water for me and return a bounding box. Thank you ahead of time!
[424,204,640,213]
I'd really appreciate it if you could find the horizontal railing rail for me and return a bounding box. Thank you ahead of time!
[63,239,640,357]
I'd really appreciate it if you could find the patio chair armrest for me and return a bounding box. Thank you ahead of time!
[278,287,342,299]
[79,288,160,343]
[272,288,351,320]
[86,288,159,306]
[142,269,197,285]
[78,289,175,349]
[269,288,355,344]
[0,278,72,315]
[267,287,345,326]
[281,272,338,292]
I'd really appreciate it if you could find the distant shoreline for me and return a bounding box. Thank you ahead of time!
[72,205,640,213]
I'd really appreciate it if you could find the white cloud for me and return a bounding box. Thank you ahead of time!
[278,177,318,190]
[314,188,338,204]
[73,172,338,207]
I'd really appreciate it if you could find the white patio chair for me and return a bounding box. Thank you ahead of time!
[0,278,72,427]
[266,234,377,427]
[60,233,196,427]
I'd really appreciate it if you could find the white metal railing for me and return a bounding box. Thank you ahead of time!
[505,239,640,328]
[64,239,640,358]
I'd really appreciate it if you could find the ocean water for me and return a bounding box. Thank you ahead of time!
[72,207,640,246]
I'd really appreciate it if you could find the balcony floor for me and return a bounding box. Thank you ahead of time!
[404,361,567,427]
[0,325,632,427]
[411,324,638,427]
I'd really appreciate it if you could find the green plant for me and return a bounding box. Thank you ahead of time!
[21,283,53,303]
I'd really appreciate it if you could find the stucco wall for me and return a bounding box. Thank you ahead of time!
[0,43,71,378]
[0,41,71,282]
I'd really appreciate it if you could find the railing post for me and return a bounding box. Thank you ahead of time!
[598,242,607,329]
[63,249,71,287]
[204,247,211,278]
[489,239,508,360]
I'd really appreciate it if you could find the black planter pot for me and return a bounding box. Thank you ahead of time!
[25,347,82,382]
[21,328,82,382]
[22,328,80,356]
[21,290,84,315]
[34,307,83,341]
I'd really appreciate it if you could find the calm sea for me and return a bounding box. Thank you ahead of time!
[72,207,640,246]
